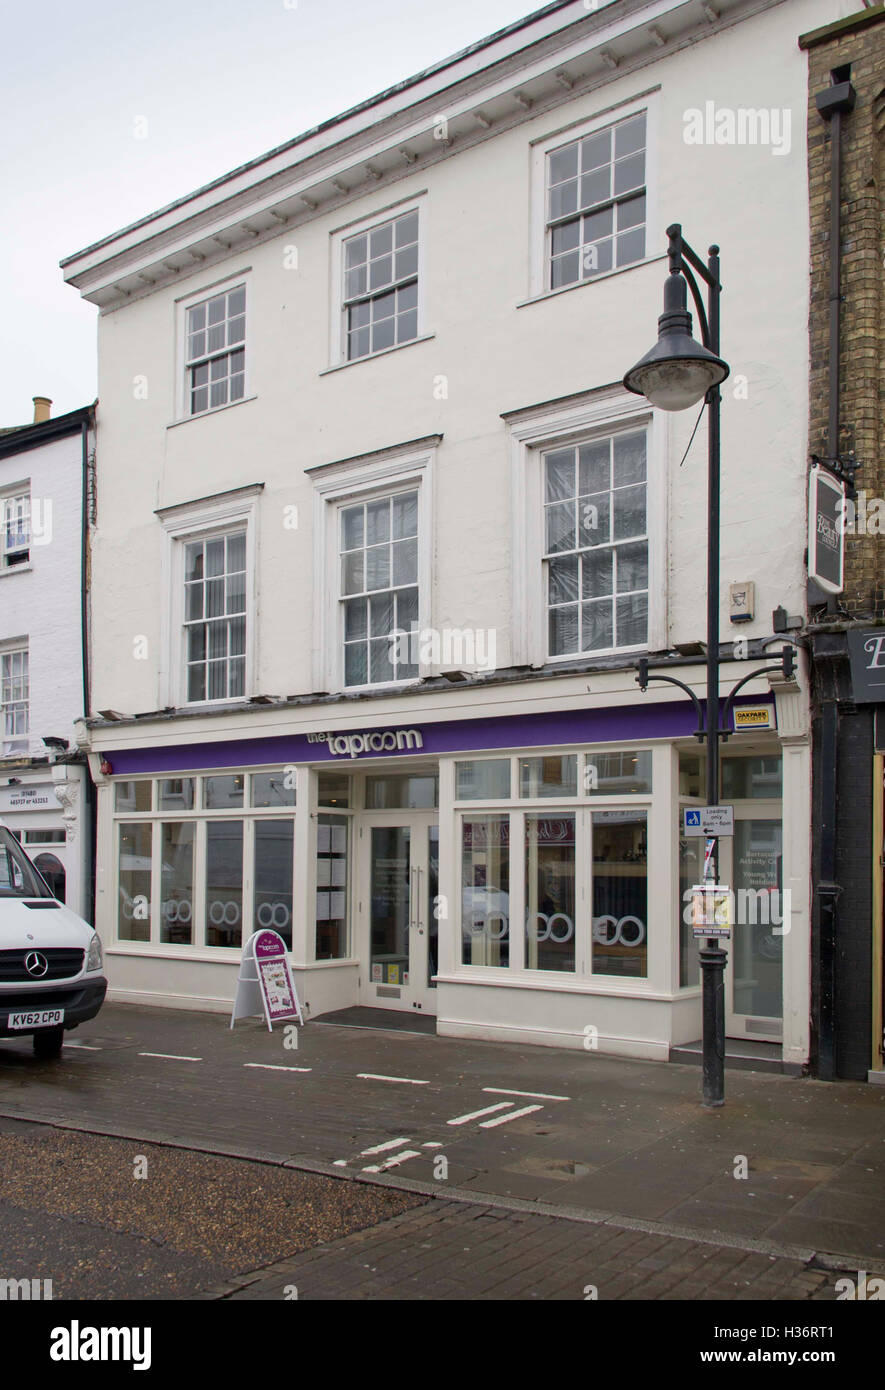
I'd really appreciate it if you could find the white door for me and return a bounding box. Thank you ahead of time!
[358,813,438,1015]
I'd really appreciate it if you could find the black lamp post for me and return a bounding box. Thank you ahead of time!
[624,223,730,1108]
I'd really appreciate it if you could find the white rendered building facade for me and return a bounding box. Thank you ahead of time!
[0,404,96,918]
[63,0,854,1065]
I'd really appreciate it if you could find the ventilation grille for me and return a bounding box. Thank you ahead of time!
[376,986,401,998]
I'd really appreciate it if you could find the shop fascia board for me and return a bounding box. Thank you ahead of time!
[62,0,754,309]
[79,665,778,755]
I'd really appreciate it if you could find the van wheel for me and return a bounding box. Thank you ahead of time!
[33,1026,65,1059]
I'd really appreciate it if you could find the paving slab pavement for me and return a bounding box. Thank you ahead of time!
[0,1003,883,1270]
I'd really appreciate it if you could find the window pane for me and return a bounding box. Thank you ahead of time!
[613,484,646,540]
[118,822,152,942]
[549,604,579,655]
[344,642,368,686]
[254,820,294,948]
[341,506,364,551]
[592,810,647,977]
[549,143,578,184]
[616,541,648,594]
[456,759,511,800]
[617,227,645,267]
[551,250,580,289]
[203,774,245,809]
[545,500,576,555]
[318,775,350,808]
[545,450,575,503]
[519,756,577,798]
[115,781,152,813]
[366,498,390,545]
[206,821,243,948]
[582,549,613,599]
[616,594,647,647]
[316,814,348,959]
[721,756,783,799]
[615,116,645,158]
[581,130,610,170]
[344,598,367,640]
[392,491,418,538]
[584,751,652,795]
[582,600,614,652]
[160,822,194,945]
[525,815,576,973]
[159,778,195,811]
[365,775,438,809]
[613,152,645,195]
[461,816,509,966]
[252,770,296,807]
[579,167,610,210]
[549,554,579,605]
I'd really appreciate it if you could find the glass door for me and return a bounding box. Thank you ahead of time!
[359,813,438,1014]
[722,813,784,1042]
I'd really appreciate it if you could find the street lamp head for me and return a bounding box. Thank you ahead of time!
[623,271,729,411]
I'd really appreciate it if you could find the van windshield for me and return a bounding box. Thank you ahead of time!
[0,828,53,899]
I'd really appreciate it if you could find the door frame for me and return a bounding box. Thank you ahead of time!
[356,810,439,1015]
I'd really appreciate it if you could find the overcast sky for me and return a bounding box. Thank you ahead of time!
[3,0,551,424]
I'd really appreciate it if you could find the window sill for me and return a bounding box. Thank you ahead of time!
[321,334,435,376]
[0,563,33,578]
[167,395,257,430]
[435,971,671,1000]
[517,253,666,309]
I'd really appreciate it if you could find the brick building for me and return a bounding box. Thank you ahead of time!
[801,5,885,1080]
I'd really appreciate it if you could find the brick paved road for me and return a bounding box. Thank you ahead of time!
[209,1199,838,1302]
[1,1003,884,1276]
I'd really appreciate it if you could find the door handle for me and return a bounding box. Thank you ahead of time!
[413,865,423,932]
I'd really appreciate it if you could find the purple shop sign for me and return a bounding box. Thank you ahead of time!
[105,698,769,778]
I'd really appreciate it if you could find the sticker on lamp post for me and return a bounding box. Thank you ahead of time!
[691,884,732,939]
[231,929,304,1031]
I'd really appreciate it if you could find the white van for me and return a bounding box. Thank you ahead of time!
[0,818,106,1058]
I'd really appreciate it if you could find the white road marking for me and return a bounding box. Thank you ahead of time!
[244,1063,312,1073]
[360,1137,412,1156]
[483,1087,570,1102]
[138,1052,202,1062]
[63,1043,101,1050]
[479,1104,543,1128]
[362,1149,422,1173]
[447,1102,513,1126]
[333,1160,349,1167]
[422,1142,443,1148]
[357,1073,429,1086]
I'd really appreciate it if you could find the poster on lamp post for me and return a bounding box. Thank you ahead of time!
[231,929,303,1031]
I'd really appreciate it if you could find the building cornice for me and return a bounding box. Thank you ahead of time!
[61,0,779,312]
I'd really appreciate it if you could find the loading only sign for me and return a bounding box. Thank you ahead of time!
[683,806,734,838]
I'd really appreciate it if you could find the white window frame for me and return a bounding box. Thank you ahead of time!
[1,641,29,755]
[158,486,261,709]
[311,445,435,693]
[528,91,659,301]
[174,270,252,423]
[1,483,31,569]
[508,386,666,668]
[328,195,428,368]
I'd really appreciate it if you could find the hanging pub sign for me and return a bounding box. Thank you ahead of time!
[807,464,844,594]
[847,629,885,705]
[231,929,304,1032]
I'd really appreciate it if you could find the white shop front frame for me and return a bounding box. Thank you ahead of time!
[93,694,805,1063]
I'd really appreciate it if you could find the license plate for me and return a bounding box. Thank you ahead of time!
[8,1009,64,1030]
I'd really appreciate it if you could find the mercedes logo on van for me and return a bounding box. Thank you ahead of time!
[25,951,49,978]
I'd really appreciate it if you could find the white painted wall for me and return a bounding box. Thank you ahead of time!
[0,430,88,749]
[86,0,839,716]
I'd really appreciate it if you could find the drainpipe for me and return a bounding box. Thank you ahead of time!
[81,409,96,926]
[812,69,856,1080]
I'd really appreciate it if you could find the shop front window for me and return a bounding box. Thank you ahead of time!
[525,814,576,973]
[161,822,194,945]
[254,820,294,948]
[591,810,647,977]
[119,822,152,942]
[205,820,243,948]
[316,814,348,959]
[519,755,577,798]
[462,815,510,966]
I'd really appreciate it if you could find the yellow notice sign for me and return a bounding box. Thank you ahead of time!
[734,706,774,731]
